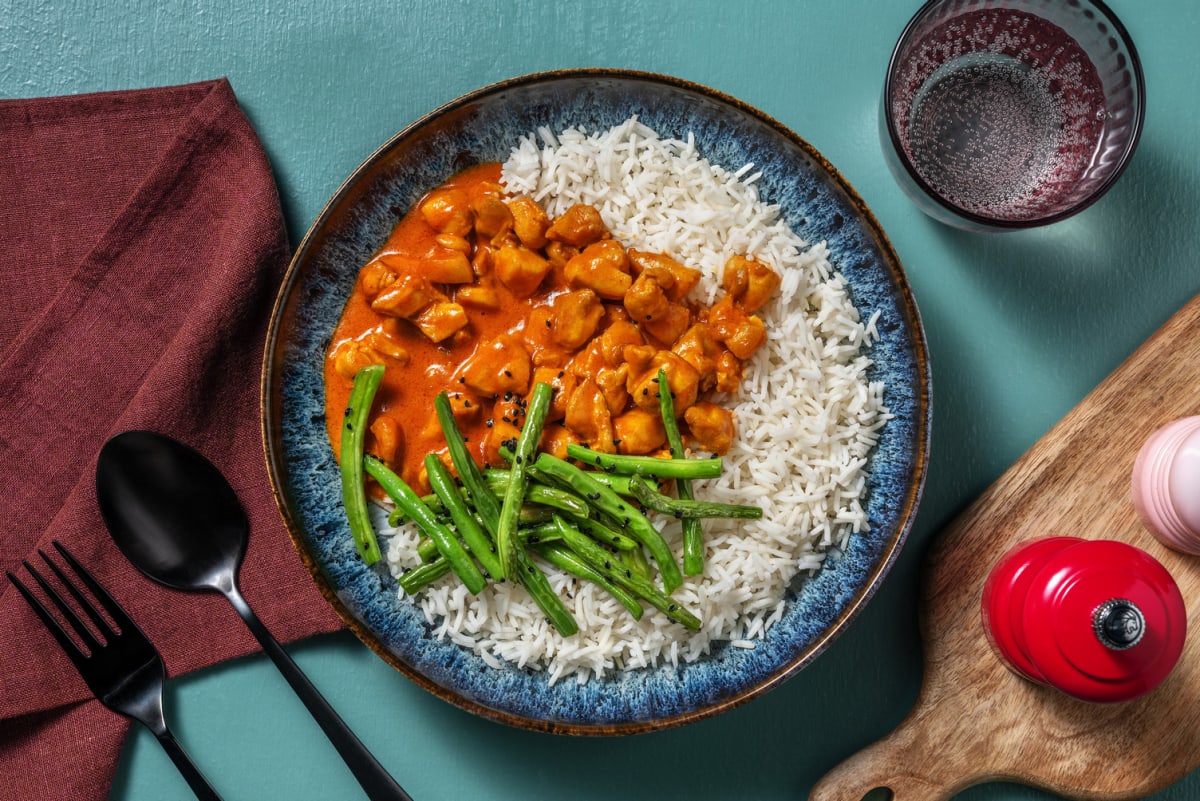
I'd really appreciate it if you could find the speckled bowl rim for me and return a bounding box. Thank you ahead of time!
[262,68,931,735]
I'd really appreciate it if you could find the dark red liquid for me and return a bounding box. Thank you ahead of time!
[893,9,1106,220]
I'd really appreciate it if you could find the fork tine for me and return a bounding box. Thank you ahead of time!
[39,544,117,641]
[21,555,103,654]
[51,541,138,635]
[6,569,90,664]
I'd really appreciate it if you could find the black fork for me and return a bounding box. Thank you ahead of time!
[7,541,222,801]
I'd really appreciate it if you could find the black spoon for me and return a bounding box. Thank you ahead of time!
[95,430,412,801]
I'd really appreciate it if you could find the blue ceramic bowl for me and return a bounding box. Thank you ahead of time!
[263,69,930,734]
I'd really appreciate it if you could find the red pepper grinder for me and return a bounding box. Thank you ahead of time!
[981,536,1186,703]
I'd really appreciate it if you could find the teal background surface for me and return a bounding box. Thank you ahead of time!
[5,1,1199,799]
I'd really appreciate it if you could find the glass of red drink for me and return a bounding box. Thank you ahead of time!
[882,0,1144,231]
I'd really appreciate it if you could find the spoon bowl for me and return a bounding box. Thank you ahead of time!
[96,431,246,592]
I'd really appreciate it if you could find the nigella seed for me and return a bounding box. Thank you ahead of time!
[604,560,611,569]
[463,399,471,407]
[503,370,513,377]
[668,603,677,612]
[345,422,354,431]
[458,377,465,384]
[545,319,552,328]
[527,565,535,574]
[642,388,649,396]
[486,419,494,427]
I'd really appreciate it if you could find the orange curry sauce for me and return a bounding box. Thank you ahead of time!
[324,163,779,495]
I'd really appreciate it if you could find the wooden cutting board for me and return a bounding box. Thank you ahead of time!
[811,294,1200,801]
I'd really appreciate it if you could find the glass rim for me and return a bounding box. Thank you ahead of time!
[882,0,1147,230]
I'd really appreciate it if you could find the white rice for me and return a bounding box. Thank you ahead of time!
[382,117,890,685]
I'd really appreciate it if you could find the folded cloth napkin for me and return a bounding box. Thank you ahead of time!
[0,79,344,799]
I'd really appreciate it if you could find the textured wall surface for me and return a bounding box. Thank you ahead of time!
[4,1,1199,799]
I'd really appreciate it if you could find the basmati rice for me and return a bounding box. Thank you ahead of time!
[382,117,890,684]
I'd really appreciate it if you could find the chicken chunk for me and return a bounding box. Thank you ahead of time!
[370,269,443,319]
[539,423,579,460]
[564,378,616,453]
[671,323,721,390]
[564,240,632,300]
[545,203,607,247]
[494,244,552,297]
[531,365,578,421]
[419,188,474,236]
[708,296,767,360]
[623,271,671,324]
[471,195,513,239]
[714,349,743,394]
[380,251,473,285]
[330,339,383,381]
[368,414,404,466]
[460,334,532,396]
[367,328,410,364]
[613,408,666,455]
[455,282,501,311]
[684,401,736,454]
[594,364,630,416]
[548,289,604,350]
[412,301,469,343]
[483,409,522,466]
[723,255,781,313]
[567,319,644,378]
[624,347,700,413]
[628,250,702,302]
[641,303,691,347]
[358,257,398,299]
[507,197,550,249]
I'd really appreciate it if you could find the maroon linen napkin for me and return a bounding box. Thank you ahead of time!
[0,79,344,798]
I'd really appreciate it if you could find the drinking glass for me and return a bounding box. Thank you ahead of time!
[881,0,1144,231]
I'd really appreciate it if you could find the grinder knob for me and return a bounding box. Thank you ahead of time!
[981,537,1186,703]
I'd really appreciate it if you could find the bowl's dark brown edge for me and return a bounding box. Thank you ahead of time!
[260,66,932,736]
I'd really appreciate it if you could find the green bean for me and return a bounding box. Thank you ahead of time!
[364,454,487,594]
[619,544,652,581]
[417,522,564,565]
[435,390,502,536]
[533,452,682,593]
[565,443,723,480]
[550,516,699,630]
[563,514,640,552]
[495,382,554,580]
[627,476,763,519]
[513,546,578,636]
[397,557,451,594]
[425,455,503,580]
[340,365,385,565]
[533,543,644,620]
[483,472,590,517]
[658,368,704,576]
[487,468,639,498]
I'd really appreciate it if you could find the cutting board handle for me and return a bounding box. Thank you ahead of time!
[809,716,961,801]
